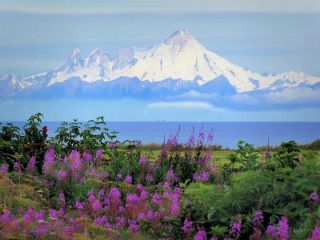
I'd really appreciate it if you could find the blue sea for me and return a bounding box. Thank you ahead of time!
[5,122,320,148]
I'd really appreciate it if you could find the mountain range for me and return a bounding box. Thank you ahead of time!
[1,29,320,108]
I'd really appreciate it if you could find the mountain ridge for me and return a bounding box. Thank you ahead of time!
[1,29,320,99]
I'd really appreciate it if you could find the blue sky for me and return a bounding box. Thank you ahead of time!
[0,0,320,121]
[1,0,320,13]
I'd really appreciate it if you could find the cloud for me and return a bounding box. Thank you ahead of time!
[147,101,217,110]
[263,88,320,104]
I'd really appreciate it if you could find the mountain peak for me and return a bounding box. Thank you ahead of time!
[86,48,109,67]
[164,29,196,47]
[57,48,84,72]
[70,48,81,60]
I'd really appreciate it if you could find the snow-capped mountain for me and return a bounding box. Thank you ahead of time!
[1,29,320,99]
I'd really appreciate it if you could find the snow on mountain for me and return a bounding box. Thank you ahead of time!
[5,29,320,95]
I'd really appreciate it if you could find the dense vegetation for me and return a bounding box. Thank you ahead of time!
[0,114,320,239]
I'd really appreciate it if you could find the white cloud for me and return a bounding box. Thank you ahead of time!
[147,101,217,110]
[264,88,320,104]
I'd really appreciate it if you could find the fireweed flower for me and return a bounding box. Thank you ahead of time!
[193,171,209,182]
[166,168,176,183]
[116,173,123,181]
[109,187,121,204]
[167,135,178,146]
[23,213,32,224]
[13,162,21,172]
[115,216,126,229]
[197,129,205,145]
[309,227,320,240]
[69,150,82,171]
[139,155,147,165]
[207,131,214,144]
[27,156,36,173]
[75,200,84,210]
[0,210,12,224]
[43,148,55,175]
[182,219,193,234]
[310,191,319,202]
[95,149,104,159]
[266,216,289,239]
[98,188,106,199]
[109,142,116,149]
[187,134,195,146]
[92,199,102,213]
[83,151,92,164]
[278,217,289,240]
[129,219,140,233]
[0,163,7,174]
[87,190,96,203]
[252,210,264,226]
[125,175,132,184]
[229,220,241,239]
[57,169,68,181]
[194,228,207,240]
[59,192,66,207]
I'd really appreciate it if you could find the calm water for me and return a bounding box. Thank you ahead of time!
[4,121,320,148]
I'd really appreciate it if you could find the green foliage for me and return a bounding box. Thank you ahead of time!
[51,116,117,154]
[106,145,141,182]
[21,113,48,173]
[0,123,21,170]
[221,140,259,182]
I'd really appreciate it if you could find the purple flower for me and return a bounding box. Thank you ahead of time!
[83,151,92,164]
[310,191,319,202]
[125,175,132,184]
[109,187,121,204]
[57,169,68,181]
[167,135,178,146]
[0,210,11,224]
[92,199,102,213]
[13,162,21,172]
[115,216,125,229]
[27,156,36,173]
[69,150,82,171]
[151,193,162,205]
[59,192,66,207]
[278,217,289,240]
[95,149,104,159]
[129,219,140,232]
[35,211,45,222]
[194,228,207,240]
[140,190,148,200]
[1,163,7,174]
[207,131,214,144]
[229,220,241,239]
[126,193,140,204]
[43,148,55,175]
[98,188,105,199]
[197,130,205,145]
[252,210,264,226]
[109,142,117,149]
[75,199,84,210]
[309,226,320,240]
[146,173,154,183]
[266,225,277,236]
[187,134,195,146]
[88,190,96,202]
[182,219,193,234]
[116,173,123,181]
[139,155,147,165]
[23,213,32,224]
[193,171,209,182]
[166,168,176,182]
